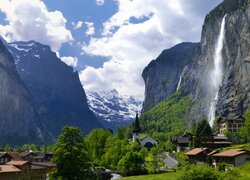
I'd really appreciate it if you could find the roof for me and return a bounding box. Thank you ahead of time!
[6,161,29,166]
[7,152,22,160]
[0,165,21,173]
[19,151,34,158]
[177,137,191,144]
[218,116,245,123]
[0,152,7,158]
[185,148,209,156]
[32,162,55,168]
[207,150,218,156]
[31,165,47,170]
[212,149,249,157]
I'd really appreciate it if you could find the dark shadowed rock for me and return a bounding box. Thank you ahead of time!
[7,41,102,139]
[0,39,45,145]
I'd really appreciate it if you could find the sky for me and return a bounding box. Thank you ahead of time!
[0,0,223,98]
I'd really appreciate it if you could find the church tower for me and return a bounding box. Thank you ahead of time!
[133,113,141,142]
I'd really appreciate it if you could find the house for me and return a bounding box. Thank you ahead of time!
[140,136,157,150]
[218,116,245,135]
[212,149,250,166]
[132,114,157,150]
[171,134,193,151]
[0,152,22,165]
[31,152,54,162]
[19,151,36,162]
[0,153,12,165]
[185,148,213,163]
[0,164,21,180]
[4,160,54,179]
[205,135,231,149]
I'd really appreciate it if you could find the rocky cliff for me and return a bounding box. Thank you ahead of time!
[142,0,250,125]
[142,42,199,112]
[7,41,102,138]
[0,39,44,145]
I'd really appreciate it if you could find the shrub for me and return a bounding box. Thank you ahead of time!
[219,168,241,180]
[178,164,219,180]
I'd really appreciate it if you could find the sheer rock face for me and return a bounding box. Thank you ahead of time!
[7,41,102,139]
[142,1,250,122]
[0,40,43,144]
[142,42,199,113]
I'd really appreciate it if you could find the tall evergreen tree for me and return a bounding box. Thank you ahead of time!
[194,119,213,147]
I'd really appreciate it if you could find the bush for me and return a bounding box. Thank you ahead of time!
[219,168,241,180]
[178,164,219,180]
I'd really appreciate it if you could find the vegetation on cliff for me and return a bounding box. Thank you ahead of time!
[140,88,191,138]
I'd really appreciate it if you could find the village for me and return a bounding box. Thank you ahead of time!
[0,114,250,180]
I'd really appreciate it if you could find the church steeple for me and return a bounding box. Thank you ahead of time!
[133,113,141,142]
[133,113,141,134]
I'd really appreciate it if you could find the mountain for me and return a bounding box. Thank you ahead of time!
[142,42,199,112]
[141,0,250,133]
[7,41,102,139]
[0,39,45,145]
[86,90,142,131]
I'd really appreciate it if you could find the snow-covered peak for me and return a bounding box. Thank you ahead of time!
[86,90,143,131]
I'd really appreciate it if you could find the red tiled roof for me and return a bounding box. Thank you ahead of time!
[185,148,209,155]
[212,149,249,157]
[0,165,21,173]
[6,161,29,166]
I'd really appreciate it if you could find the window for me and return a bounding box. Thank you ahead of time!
[233,124,237,128]
[233,129,237,132]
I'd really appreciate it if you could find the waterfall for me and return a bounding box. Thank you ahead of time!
[176,66,187,91]
[208,15,227,126]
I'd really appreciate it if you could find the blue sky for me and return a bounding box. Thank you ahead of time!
[0,0,223,97]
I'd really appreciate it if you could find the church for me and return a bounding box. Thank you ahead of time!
[132,114,157,150]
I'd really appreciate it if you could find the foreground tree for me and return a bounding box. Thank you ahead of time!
[240,108,250,143]
[51,126,95,179]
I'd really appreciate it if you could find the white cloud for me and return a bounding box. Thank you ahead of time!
[73,21,84,30]
[61,56,78,68]
[0,0,73,51]
[85,22,95,36]
[80,0,222,97]
[96,0,105,6]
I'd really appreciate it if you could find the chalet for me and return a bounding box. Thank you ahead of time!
[132,114,157,150]
[19,151,36,162]
[31,152,54,162]
[171,134,192,151]
[185,148,214,163]
[0,153,12,165]
[218,116,245,135]
[0,164,21,180]
[205,135,231,149]
[140,136,157,150]
[212,149,250,166]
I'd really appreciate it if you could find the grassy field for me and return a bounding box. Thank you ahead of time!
[237,162,250,180]
[121,163,250,180]
[121,172,179,180]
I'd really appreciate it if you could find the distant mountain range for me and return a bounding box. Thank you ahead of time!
[86,89,142,131]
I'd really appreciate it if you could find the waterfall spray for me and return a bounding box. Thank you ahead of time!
[208,15,227,126]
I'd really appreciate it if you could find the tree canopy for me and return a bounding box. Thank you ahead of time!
[51,126,94,179]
